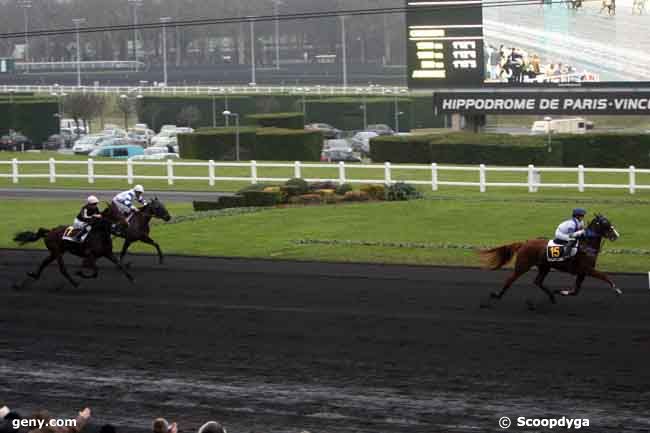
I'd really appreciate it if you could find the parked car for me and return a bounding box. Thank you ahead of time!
[72,134,109,154]
[320,149,361,163]
[305,123,342,139]
[530,118,593,135]
[366,124,395,136]
[127,129,155,146]
[350,131,379,154]
[0,132,32,151]
[59,128,79,147]
[42,134,67,150]
[101,126,127,138]
[130,146,180,160]
[89,144,144,159]
[323,139,353,153]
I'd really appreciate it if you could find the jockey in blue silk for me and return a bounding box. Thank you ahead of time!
[554,208,587,255]
[112,184,147,218]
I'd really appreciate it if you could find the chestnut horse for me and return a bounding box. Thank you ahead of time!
[479,214,621,305]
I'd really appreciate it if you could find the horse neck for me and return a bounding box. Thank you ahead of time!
[582,233,603,254]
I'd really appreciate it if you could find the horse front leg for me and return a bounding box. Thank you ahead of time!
[588,269,622,296]
[119,239,133,265]
[106,253,134,284]
[560,274,585,296]
[142,236,164,264]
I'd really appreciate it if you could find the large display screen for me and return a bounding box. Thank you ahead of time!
[407,0,650,88]
[407,0,485,88]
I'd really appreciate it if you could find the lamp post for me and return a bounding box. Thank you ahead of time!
[272,0,283,71]
[209,88,217,128]
[340,15,348,88]
[9,89,16,133]
[18,0,32,73]
[120,93,143,130]
[249,18,256,85]
[160,17,172,86]
[50,89,67,132]
[360,95,367,130]
[544,116,553,152]
[72,18,85,87]
[223,110,240,161]
[128,0,143,72]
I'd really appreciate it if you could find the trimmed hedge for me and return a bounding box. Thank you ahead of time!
[255,128,322,161]
[247,112,305,130]
[370,133,650,167]
[0,100,59,144]
[178,127,257,160]
[179,127,322,161]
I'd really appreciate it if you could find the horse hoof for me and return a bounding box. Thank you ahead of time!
[614,288,623,296]
[27,272,38,280]
[490,291,501,300]
[559,289,572,296]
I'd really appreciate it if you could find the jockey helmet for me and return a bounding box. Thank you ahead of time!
[87,195,99,205]
[572,208,587,217]
[134,184,144,194]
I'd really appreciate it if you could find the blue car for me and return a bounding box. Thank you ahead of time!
[89,144,144,159]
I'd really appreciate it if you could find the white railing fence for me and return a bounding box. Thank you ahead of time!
[0,84,411,97]
[1,158,649,194]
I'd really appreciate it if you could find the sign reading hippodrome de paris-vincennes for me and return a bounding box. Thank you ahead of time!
[433,92,650,115]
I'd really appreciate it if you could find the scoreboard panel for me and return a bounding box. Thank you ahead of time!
[406,0,485,88]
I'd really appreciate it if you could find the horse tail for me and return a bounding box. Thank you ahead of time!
[13,228,50,245]
[479,242,524,270]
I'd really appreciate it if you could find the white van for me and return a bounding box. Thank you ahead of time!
[531,118,594,135]
[60,118,87,134]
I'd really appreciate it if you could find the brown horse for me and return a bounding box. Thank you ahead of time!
[13,205,133,288]
[110,197,171,265]
[479,214,621,305]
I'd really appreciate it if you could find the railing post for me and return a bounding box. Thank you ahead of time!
[384,162,392,185]
[479,164,486,193]
[578,164,585,192]
[251,160,258,185]
[49,158,56,183]
[338,161,346,184]
[11,158,18,184]
[294,161,302,179]
[87,158,95,184]
[431,163,438,191]
[527,164,534,193]
[167,159,174,185]
[209,160,216,187]
[629,165,636,195]
[127,158,134,185]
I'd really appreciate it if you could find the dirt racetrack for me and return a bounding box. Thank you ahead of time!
[1,249,649,433]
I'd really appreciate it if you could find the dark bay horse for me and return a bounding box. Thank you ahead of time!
[111,197,171,265]
[479,214,621,305]
[13,206,133,288]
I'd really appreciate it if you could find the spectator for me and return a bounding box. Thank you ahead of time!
[27,408,91,433]
[152,419,176,433]
[197,421,226,433]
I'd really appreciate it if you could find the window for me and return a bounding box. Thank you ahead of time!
[113,148,129,157]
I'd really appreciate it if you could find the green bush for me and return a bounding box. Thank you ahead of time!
[386,183,422,201]
[335,183,353,195]
[343,191,370,202]
[284,178,310,195]
[193,195,247,211]
[241,190,282,207]
[310,181,338,191]
[557,134,650,168]
[247,112,305,130]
